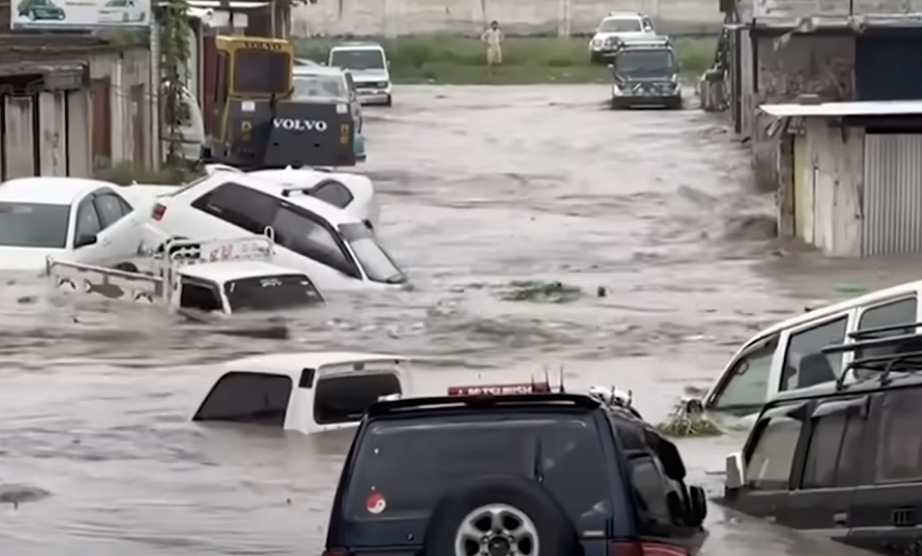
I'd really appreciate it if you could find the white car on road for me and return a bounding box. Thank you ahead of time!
[47,235,325,316]
[144,171,407,291]
[589,12,657,63]
[0,177,147,271]
[97,0,146,23]
[328,42,393,107]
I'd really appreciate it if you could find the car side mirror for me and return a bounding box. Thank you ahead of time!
[725,451,745,491]
[75,233,98,248]
[688,485,707,525]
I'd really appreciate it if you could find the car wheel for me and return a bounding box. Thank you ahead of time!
[384,94,392,107]
[423,476,580,556]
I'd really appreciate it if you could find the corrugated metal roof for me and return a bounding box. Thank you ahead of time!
[760,100,922,117]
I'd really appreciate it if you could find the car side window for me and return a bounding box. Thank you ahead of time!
[191,182,279,235]
[312,180,354,209]
[629,455,674,529]
[74,198,102,241]
[856,297,918,361]
[876,388,922,483]
[781,315,849,392]
[93,192,132,228]
[179,279,224,313]
[744,412,804,490]
[642,17,654,31]
[269,204,360,278]
[802,401,866,489]
[710,336,779,413]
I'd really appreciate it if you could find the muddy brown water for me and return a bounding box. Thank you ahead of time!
[0,85,912,555]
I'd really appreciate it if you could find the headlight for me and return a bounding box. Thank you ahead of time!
[377,81,389,88]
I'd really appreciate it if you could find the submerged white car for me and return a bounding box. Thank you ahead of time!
[144,171,406,291]
[193,352,414,433]
[47,235,325,315]
[0,177,148,271]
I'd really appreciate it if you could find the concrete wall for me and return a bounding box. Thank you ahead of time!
[292,0,723,37]
[741,0,922,19]
[749,34,854,190]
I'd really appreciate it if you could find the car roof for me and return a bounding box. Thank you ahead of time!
[739,279,922,350]
[0,177,113,204]
[293,66,348,78]
[178,260,308,283]
[248,168,373,200]
[226,352,409,376]
[602,12,643,19]
[331,42,384,51]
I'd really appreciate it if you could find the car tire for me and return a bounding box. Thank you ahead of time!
[611,97,626,110]
[423,475,580,556]
[384,95,392,107]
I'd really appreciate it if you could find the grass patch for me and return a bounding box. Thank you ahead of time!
[94,162,201,186]
[294,36,716,85]
[656,400,724,438]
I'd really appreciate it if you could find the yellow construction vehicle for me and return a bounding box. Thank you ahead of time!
[204,35,356,169]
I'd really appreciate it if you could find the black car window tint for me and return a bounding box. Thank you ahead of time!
[269,205,359,277]
[312,180,354,209]
[802,411,848,489]
[855,297,918,364]
[180,279,223,312]
[193,371,292,426]
[744,414,804,490]
[876,388,922,483]
[782,316,848,392]
[75,197,103,238]
[711,336,779,413]
[629,455,672,528]
[191,182,279,234]
[93,193,129,228]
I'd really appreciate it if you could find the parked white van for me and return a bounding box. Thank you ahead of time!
[701,280,922,417]
[328,42,392,106]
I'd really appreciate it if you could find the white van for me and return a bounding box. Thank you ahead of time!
[193,352,414,434]
[702,280,922,417]
[328,42,392,106]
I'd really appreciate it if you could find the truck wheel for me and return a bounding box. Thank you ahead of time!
[423,476,579,556]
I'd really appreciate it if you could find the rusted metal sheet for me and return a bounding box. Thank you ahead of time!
[863,134,922,256]
[4,95,34,178]
[90,77,111,170]
[67,89,91,177]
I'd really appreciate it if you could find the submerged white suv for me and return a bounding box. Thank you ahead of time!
[588,12,657,63]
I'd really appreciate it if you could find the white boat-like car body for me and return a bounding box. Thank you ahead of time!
[193,352,415,434]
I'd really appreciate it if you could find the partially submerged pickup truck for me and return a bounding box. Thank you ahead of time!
[46,234,325,317]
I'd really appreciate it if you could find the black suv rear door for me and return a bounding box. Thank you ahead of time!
[775,395,868,542]
[847,386,922,555]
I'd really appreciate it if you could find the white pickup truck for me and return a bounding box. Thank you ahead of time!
[46,235,325,316]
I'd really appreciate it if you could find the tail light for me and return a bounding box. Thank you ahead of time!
[610,541,688,556]
[321,549,352,556]
[152,203,167,221]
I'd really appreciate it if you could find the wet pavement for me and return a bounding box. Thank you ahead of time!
[0,84,908,555]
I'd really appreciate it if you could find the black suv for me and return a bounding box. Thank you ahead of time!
[324,382,708,556]
[721,323,922,556]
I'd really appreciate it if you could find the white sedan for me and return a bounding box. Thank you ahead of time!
[0,177,148,271]
[204,165,379,230]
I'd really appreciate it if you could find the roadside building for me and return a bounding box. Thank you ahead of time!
[0,0,156,178]
[721,0,922,191]
[762,99,922,258]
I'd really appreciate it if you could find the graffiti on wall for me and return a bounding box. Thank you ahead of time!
[757,35,854,103]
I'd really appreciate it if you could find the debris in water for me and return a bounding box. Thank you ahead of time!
[500,280,581,303]
[596,286,607,298]
[656,400,723,438]
[0,484,51,509]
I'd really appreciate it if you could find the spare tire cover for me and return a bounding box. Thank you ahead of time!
[423,475,580,556]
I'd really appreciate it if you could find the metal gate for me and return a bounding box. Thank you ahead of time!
[863,134,922,256]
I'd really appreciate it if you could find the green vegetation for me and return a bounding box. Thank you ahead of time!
[293,36,716,85]
[656,401,724,438]
[94,162,200,186]
[500,280,582,303]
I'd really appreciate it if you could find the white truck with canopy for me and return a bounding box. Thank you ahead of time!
[46,235,324,316]
[192,353,414,433]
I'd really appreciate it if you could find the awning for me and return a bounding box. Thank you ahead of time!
[760,100,922,118]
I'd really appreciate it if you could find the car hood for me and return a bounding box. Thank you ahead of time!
[592,31,653,42]
[350,69,389,82]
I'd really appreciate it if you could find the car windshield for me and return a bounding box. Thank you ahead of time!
[0,202,70,248]
[344,413,608,523]
[294,74,347,99]
[330,49,385,70]
[339,223,406,284]
[223,274,324,313]
[599,18,642,32]
[616,50,676,77]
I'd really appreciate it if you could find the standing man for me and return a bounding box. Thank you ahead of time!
[481,20,504,74]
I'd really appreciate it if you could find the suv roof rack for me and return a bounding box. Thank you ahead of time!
[821,321,922,389]
[367,393,601,417]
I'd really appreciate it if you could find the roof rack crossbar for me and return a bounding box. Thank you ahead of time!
[823,330,922,355]
[367,393,600,417]
[849,321,922,340]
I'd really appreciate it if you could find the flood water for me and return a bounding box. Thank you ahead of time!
[0,85,913,555]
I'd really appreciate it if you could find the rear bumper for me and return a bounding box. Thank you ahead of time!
[356,90,391,105]
[612,94,682,108]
